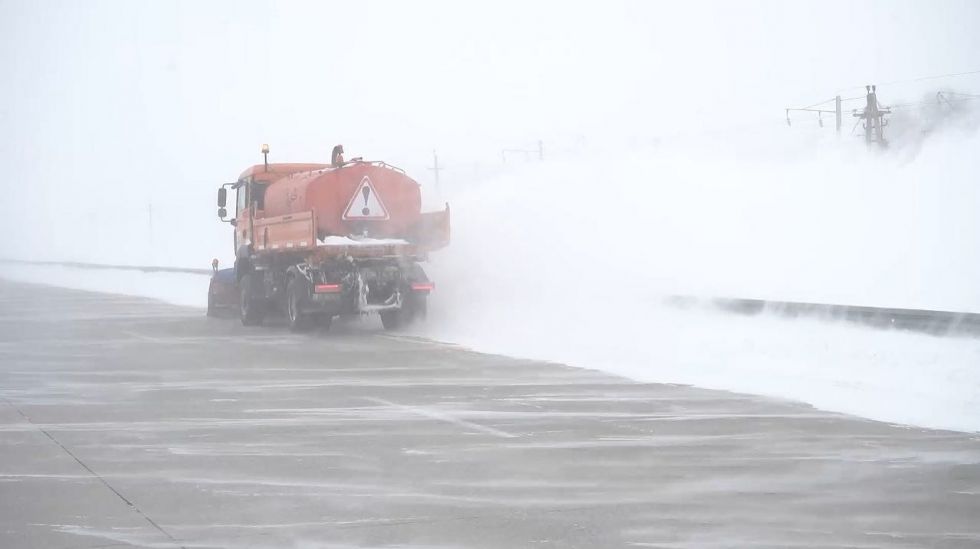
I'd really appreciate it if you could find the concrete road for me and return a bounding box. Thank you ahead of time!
[1,279,978,549]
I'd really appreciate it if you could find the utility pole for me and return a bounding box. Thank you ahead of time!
[835,95,842,134]
[786,93,862,137]
[853,84,891,147]
[502,140,545,164]
[147,202,154,256]
[428,150,443,195]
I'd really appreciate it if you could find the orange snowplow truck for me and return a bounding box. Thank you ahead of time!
[213,145,449,331]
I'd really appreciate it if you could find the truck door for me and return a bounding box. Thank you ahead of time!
[235,178,250,252]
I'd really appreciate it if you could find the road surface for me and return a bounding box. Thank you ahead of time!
[1,279,978,548]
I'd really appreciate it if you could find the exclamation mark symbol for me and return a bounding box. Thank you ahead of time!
[361,186,371,216]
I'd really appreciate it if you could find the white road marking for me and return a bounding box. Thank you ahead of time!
[364,397,517,439]
[122,330,168,344]
[102,333,304,346]
[374,333,459,349]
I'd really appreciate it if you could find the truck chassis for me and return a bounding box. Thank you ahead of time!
[236,245,431,332]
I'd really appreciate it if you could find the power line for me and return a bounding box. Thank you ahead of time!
[791,68,980,113]
[835,69,980,93]
[879,69,980,86]
[884,94,980,110]
[947,91,980,99]
[794,83,980,125]
[789,75,980,147]
[801,97,835,110]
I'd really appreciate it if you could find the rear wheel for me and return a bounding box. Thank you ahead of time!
[316,313,333,333]
[379,309,403,330]
[286,277,314,332]
[240,273,266,326]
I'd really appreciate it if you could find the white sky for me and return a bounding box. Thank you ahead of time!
[0,0,978,263]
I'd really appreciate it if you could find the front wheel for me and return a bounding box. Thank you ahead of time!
[240,273,266,326]
[206,284,217,317]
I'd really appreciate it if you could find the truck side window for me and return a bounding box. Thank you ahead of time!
[236,181,248,216]
[252,182,268,210]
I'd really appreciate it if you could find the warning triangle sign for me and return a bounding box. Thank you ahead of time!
[342,176,390,220]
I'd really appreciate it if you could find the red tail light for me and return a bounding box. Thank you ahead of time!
[411,282,434,292]
[314,284,341,294]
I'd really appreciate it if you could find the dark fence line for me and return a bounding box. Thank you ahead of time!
[4,258,978,337]
[666,296,980,337]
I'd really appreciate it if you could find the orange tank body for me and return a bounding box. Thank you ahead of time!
[235,160,449,254]
[254,163,421,239]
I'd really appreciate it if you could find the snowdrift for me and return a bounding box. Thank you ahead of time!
[419,122,980,432]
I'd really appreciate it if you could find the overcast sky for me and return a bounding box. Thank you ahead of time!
[1,0,978,263]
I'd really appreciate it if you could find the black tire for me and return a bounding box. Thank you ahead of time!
[413,297,428,321]
[286,277,314,332]
[379,309,403,331]
[240,273,265,326]
[317,314,333,333]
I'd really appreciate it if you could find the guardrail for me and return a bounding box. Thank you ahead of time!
[666,296,980,337]
[0,258,212,276]
[4,258,978,337]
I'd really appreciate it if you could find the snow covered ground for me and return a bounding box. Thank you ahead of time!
[0,264,209,310]
[3,118,979,434]
[419,293,980,433]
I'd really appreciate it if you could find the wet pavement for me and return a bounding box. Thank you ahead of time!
[1,278,978,548]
